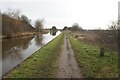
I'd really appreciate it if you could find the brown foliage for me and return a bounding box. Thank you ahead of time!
[2,14,35,37]
[71,30,118,51]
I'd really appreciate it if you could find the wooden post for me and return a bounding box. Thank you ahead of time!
[99,41,105,57]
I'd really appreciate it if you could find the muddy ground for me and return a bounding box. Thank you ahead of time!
[55,32,82,78]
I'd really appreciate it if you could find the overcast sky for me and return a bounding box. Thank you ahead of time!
[0,0,119,29]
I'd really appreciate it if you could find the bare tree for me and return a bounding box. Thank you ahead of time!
[108,21,119,30]
[71,23,82,31]
[20,15,31,25]
[117,20,120,29]
[3,8,21,19]
[34,19,44,32]
[73,23,82,29]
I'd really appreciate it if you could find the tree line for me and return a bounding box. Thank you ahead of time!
[62,21,120,31]
[2,8,119,32]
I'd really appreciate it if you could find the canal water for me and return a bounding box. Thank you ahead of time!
[1,31,61,77]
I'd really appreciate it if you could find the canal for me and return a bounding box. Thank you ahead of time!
[1,31,61,77]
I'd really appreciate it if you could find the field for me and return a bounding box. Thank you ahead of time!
[70,30,118,51]
[68,30,118,78]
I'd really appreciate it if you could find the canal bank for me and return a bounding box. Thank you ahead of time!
[3,32,64,78]
[2,31,61,77]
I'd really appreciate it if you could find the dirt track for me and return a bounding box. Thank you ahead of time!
[55,32,82,78]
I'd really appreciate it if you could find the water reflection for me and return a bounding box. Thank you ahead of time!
[2,36,34,59]
[3,36,34,52]
[34,34,43,46]
[2,36,34,75]
[2,31,61,77]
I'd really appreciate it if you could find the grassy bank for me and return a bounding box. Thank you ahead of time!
[68,33,118,78]
[4,32,64,78]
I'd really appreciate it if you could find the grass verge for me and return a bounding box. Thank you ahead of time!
[68,34,118,78]
[4,32,64,78]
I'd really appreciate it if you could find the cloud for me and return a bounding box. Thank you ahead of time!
[0,0,119,29]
